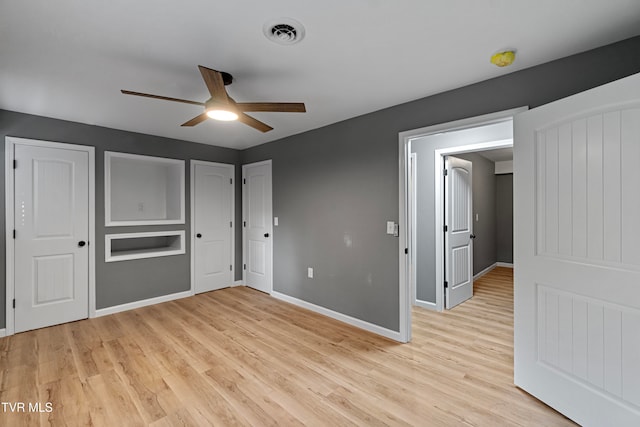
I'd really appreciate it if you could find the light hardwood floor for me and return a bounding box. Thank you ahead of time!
[0,267,574,426]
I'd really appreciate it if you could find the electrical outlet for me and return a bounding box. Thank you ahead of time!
[307,267,313,278]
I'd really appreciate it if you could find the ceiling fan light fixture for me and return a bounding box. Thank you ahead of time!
[206,109,238,121]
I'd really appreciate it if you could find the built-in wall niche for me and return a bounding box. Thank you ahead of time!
[105,151,185,226]
[106,231,185,262]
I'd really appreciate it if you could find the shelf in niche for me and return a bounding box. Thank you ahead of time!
[105,151,185,226]
[105,231,185,262]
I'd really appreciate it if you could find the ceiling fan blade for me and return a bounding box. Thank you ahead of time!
[237,113,273,133]
[121,90,204,106]
[198,65,229,102]
[236,102,306,113]
[181,113,209,127]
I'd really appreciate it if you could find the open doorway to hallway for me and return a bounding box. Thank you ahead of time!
[398,107,525,342]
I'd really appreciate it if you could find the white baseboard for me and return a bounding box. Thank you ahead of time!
[94,290,192,317]
[0,328,6,338]
[414,298,437,311]
[232,280,244,287]
[271,291,403,342]
[496,262,514,268]
[474,263,497,280]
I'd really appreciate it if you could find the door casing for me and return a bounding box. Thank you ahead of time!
[5,136,96,336]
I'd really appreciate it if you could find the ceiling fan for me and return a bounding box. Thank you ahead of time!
[121,65,306,133]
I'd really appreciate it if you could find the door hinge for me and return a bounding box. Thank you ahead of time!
[243,264,246,270]
[404,248,408,254]
[243,178,246,184]
[13,229,16,239]
[230,265,233,271]
[444,281,448,289]
[443,225,448,232]
[13,299,15,309]
[13,159,17,169]
[243,221,246,227]
[230,178,233,184]
[443,169,448,176]
[230,221,233,228]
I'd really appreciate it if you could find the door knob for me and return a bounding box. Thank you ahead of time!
[78,241,86,247]
[196,233,202,238]
[470,234,476,239]
[264,233,270,238]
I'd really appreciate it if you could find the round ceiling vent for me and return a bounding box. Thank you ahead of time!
[263,18,305,45]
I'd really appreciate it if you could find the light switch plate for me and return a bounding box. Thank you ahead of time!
[274,216,279,226]
[387,221,395,234]
[307,267,313,278]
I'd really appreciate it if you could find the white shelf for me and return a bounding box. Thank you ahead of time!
[105,151,185,226]
[105,230,185,262]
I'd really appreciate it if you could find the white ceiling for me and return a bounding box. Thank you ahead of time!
[2,1,640,150]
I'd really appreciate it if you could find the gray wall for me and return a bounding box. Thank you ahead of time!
[0,111,242,327]
[456,153,497,276]
[496,174,513,264]
[242,36,640,331]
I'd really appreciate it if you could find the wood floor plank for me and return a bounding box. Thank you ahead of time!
[0,267,576,426]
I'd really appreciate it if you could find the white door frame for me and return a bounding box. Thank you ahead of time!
[409,153,417,309]
[5,136,96,336]
[397,107,525,342]
[189,159,235,294]
[242,159,273,294]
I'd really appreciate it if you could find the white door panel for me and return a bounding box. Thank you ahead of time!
[193,162,233,293]
[243,161,272,294]
[445,156,473,309]
[515,72,640,426]
[14,144,89,333]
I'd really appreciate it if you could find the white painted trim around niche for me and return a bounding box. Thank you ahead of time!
[105,151,185,227]
[95,290,192,317]
[271,291,403,342]
[105,230,185,262]
[0,328,6,338]
[233,280,244,287]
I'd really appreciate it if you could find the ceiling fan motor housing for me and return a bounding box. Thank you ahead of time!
[220,71,233,86]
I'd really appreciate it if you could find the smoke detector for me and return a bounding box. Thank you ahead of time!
[490,50,516,67]
[263,18,305,45]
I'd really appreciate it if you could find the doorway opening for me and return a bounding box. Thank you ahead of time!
[397,107,525,342]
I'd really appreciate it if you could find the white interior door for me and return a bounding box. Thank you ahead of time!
[13,143,89,333]
[192,161,234,293]
[514,72,640,426]
[444,156,473,309]
[242,160,272,294]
